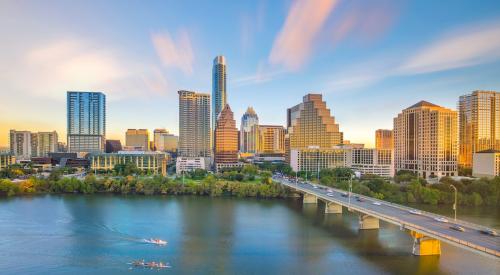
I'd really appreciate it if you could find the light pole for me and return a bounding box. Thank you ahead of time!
[450,184,457,222]
[348,175,353,207]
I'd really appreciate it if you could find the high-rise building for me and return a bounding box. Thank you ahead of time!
[67,91,106,153]
[375,129,393,150]
[178,90,211,157]
[9,130,32,160]
[125,129,150,151]
[212,56,227,134]
[34,131,58,157]
[105,140,122,153]
[394,101,458,178]
[240,107,259,154]
[458,90,500,168]
[258,125,286,154]
[0,153,16,170]
[215,104,239,168]
[286,94,343,163]
[154,129,178,152]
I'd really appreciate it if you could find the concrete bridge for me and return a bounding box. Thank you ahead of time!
[275,176,499,258]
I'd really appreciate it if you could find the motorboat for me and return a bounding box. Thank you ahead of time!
[145,238,168,245]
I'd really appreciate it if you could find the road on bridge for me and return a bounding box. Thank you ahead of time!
[275,176,499,258]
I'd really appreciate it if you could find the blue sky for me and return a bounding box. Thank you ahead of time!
[1,0,499,147]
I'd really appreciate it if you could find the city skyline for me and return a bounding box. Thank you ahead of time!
[1,0,500,147]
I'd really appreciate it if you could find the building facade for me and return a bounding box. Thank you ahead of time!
[89,151,168,175]
[458,90,500,168]
[178,90,211,157]
[34,131,58,157]
[214,104,239,169]
[176,157,210,174]
[0,153,16,170]
[258,125,286,154]
[154,129,178,152]
[375,129,393,150]
[125,129,150,151]
[472,150,500,178]
[347,148,393,177]
[9,130,32,160]
[290,148,347,173]
[105,140,122,153]
[286,94,344,163]
[67,91,106,153]
[212,56,227,135]
[240,107,259,154]
[394,101,458,178]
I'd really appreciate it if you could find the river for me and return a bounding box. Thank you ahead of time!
[0,195,498,274]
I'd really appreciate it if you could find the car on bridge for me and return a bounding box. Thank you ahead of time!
[409,210,422,215]
[434,217,449,223]
[479,228,498,236]
[450,224,465,232]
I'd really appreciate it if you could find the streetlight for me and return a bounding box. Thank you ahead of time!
[348,174,353,207]
[450,184,457,222]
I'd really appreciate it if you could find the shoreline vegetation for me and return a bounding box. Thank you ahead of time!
[0,164,499,207]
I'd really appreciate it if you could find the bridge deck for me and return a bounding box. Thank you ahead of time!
[277,177,500,258]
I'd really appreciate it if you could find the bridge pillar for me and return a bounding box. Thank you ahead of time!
[410,231,441,256]
[325,202,342,214]
[303,193,318,204]
[358,214,379,230]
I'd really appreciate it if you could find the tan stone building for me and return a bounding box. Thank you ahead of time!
[258,125,285,154]
[125,129,150,151]
[394,101,458,178]
[375,129,393,150]
[459,90,500,168]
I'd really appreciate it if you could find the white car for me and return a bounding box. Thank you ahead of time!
[372,202,382,206]
[312,185,318,189]
[327,193,334,197]
[434,217,449,223]
[409,210,422,215]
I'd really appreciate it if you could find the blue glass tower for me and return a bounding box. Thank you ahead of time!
[67,91,106,153]
[212,56,227,137]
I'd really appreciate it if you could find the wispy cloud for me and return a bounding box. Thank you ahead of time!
[233,61,286,87]
[398,21,500,74]
[269,0,339,71]
[151,29,195,75]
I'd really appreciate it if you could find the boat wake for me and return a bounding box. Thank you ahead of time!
[143,238,168,246]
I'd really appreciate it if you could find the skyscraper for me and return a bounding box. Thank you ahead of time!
[9,130,32,160]
[375,129,393,150]
[212,56,227,133]
[34,131,58,157]
[240,107,259,154]
[178,90,211,157]
[458,90,500,168]
[9,130,58,159]
[394,101,458,178]
[67,91,106,153]
[258,125,286,154]
[215,104,238,168]
[125,129,150,151]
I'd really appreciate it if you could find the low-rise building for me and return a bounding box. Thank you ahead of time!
[0,153,16,170]
[89,151,168,175]
[290,148,347,173]
[472,150,500,178]
[176,157,210,174]
[347,148,393,178]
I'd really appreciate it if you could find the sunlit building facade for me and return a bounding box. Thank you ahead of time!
[89,151,168,175]
[154,129,178,152]
[125,129,150,151]
[375,129,393,150]
[0,153,16,170]
[394,101,458,178]
[258,125,285,154]
[9,130,32,160]
[472,150,500,178]
[178,90,211,158]
[212,56,227,136]
[458,90,500,168]
[347,148,393,177]
[240,107,259,154]
[290,148,347,173]
[215,104,239,168]
[67,91,106,153]
[286,94,343,164]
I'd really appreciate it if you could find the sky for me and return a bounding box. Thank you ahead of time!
[1,0,500,147]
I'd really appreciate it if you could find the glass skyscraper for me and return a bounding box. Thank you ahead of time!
[67,91,106,153]
[240,107,259,154]
[212,56,227,135]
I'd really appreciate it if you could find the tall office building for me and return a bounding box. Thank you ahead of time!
[9,130,32,160]
[394,101,458,178]
[178,90,211,157]
[458,90,500,168]
[125,129,150,151]
[212,56,227,134]
[215,104,238,166]
[375,129,393,150]
[240,107,259,154]
[34,131,58,157]
[67,91,106,153]
[258,125,286,154]
[154,129,178,152]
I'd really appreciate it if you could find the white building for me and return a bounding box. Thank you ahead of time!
[472,150,500,178]
[176,157,210,174]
